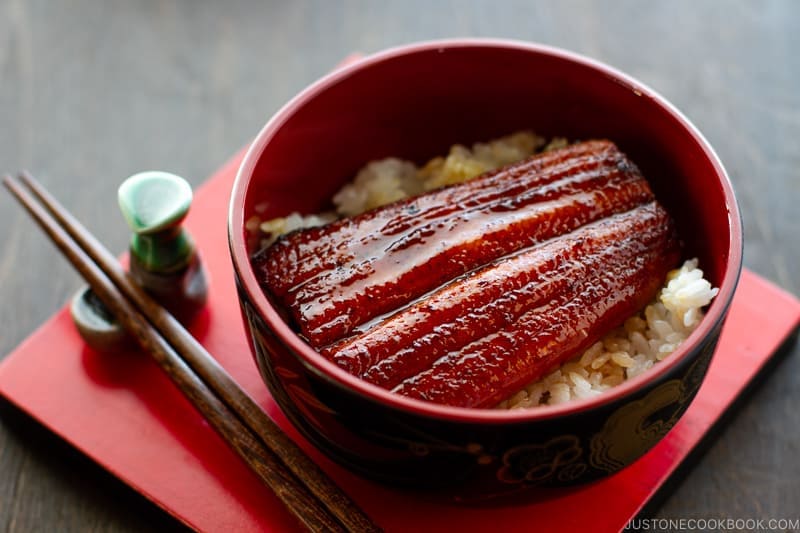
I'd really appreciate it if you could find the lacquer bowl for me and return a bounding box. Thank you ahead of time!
[228,39,742,499]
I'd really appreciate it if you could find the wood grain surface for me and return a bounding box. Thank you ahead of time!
[1,0,798,530]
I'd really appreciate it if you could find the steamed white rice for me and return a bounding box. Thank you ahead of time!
[332,130,561,215]
[250,131,719,409]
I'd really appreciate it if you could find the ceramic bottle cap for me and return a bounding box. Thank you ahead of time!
[118,171,192,234]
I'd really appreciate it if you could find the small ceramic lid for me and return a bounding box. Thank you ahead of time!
[118,171,193,234]
[70,286,130,353]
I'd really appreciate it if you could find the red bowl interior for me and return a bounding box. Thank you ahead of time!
[229,39,742,423]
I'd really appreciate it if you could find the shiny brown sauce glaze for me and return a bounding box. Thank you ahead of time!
[324,202,677,389]
[253,140,680,407]
[390,203,679,408]
[255,140,658,347]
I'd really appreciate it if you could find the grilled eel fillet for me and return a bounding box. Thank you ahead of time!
[253,140,680,408]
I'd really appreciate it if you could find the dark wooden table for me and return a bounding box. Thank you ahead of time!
[1,1,798,530]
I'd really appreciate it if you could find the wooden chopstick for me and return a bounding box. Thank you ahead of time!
[4,173,380,533]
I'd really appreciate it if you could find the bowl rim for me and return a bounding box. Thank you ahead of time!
[228,38,743,424]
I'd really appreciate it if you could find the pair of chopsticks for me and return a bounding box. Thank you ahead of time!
[3,172,380,533]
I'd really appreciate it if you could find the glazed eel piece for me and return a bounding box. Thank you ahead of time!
[390,202,679,408]
[322,202,679,396]
[254,140,656,347]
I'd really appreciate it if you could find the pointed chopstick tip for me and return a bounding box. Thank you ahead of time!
[18,169,35,186]
[3,174,27,198]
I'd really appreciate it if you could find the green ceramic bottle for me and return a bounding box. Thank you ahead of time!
[118,171,208,323]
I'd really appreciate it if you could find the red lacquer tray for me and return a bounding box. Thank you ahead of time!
[1,148,798,532]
